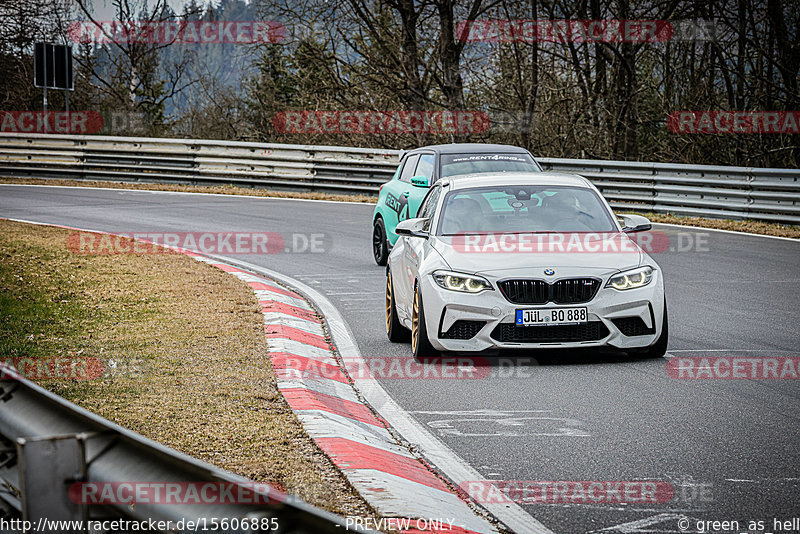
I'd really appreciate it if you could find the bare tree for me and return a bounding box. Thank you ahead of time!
[71,0,200,131]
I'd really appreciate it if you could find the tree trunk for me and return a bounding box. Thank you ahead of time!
[522,0,539,149]
[397,0,425,112]
[612,0,638,159]
[435,0,467,143]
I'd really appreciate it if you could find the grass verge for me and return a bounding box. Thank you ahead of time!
[0,219,374,517]
[630,212,800,239]
[2,176,798,238]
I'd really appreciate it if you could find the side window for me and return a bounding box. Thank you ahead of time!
[415,154,434,180]
[399,154,420,183]
[417,186,442,223]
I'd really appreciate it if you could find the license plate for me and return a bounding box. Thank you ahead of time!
[515,307,587,326]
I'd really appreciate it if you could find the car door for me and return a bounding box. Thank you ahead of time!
[408,153,434,217]
[397,184,442,319]
[383,154,419,245]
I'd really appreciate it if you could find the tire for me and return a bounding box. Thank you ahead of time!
[385,270,410,342]
[637,300,669,358]
[411,283,437,359]
[372,217,389,266]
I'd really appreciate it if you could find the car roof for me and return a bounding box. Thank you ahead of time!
[405,143,532,155]
[442,172,593,190]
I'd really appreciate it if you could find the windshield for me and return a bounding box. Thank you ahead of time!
[440,153,540,178]
[438,185,617,234]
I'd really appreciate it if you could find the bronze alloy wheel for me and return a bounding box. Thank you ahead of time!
[385,272,393,334]
[411,287,420,353]
[410,284,436,358]
[385,270,410,342]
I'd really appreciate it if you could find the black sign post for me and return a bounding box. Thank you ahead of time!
[34,43,74,132]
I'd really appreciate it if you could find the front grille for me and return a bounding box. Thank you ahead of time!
[491,321,609,343]
[498,278,600,304]
[440,320,485,340]
[498,279,548,304]
[552,278,601,303]
[612,317,655,337]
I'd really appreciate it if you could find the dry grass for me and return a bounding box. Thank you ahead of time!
[0,219,374,518]
[3,176,798,238]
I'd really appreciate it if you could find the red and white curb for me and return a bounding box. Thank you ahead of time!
[1,218,510,534]
[191,256,500,534]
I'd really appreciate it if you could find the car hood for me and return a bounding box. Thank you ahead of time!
[431,232,644,276]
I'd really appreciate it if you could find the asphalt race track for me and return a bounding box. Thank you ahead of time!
[2,184,799,534]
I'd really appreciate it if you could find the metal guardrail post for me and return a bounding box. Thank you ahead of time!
[18,434,88,530]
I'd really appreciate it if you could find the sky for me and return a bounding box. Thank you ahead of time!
[79,0,226,20]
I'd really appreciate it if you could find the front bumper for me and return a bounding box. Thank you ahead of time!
[419,270,665,352]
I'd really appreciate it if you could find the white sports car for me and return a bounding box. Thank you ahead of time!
[385,172,668,358]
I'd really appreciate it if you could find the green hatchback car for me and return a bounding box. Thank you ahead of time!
[372,143,543,265]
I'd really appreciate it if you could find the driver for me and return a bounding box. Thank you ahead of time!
[542,193,579,217]
[441,196,483,234]
[541,194,590,231]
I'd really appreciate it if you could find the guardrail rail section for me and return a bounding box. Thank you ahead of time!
[0,132,797,224]
[0,363,354,533]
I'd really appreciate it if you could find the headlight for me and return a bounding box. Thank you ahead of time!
[606,266,654,290]
[432,271,492,293]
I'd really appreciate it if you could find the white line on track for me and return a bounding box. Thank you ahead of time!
[325,291,383,297]
[682,279,800,283]
[725,477,800,484]
[296,274,377,278]
[654,221,800,243]
[590,513,687,533]
[669,349,800,353]
[0,183,372,205]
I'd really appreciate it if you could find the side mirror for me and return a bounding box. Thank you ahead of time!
[619,214,652,233]
[410,175,430,187]
[396,218,429,239]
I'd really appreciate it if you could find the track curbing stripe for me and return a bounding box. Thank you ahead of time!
[265,324,331,350]
[280,388,388,428]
